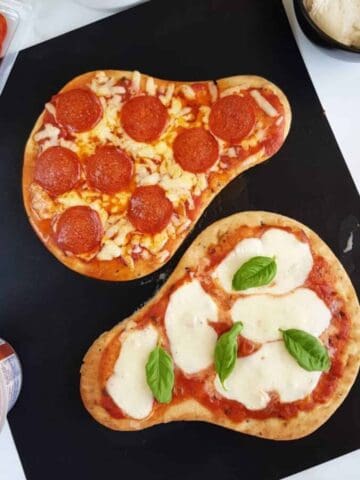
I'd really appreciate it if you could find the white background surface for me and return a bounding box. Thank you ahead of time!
[0,0,359,478]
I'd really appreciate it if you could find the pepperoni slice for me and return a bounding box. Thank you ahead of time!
[209,94,255,144]
[54,206,102,255]
[121,95,168,142]
[34,146,81,196]
[128,185,173,234]
[0,14,7,54]
[54,88,102,133]
[173,127,219,173]
[85,146,133,194]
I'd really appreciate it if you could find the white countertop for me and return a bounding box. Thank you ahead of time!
[1,1,359,478]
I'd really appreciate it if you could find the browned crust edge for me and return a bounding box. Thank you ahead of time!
[80,211,360,440]
[23,72,292,281]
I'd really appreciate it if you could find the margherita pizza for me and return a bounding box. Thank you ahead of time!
[80,211,360,440]
[23,71,291,280]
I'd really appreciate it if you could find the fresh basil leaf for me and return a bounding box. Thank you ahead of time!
[281,328,330,372]
[145,346,174,403]
[232,256,277,291]
[215,322,243,388]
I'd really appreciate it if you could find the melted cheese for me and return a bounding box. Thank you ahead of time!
[212,228,313,295]
[132,71,141,91]
[165,280,218,374]
[180,85,195,100]
[232,288,331,343]
[215,342,321,410]
[106,325,158,420]
[145,77,156,96]
[97,240,122,261]
[33,73,272,264]
[250,90,278,117]
[90,71,126,98]
[29,184,56,219]
[34,123,60,143]
[75,94,122,155]
[159,83,175,106]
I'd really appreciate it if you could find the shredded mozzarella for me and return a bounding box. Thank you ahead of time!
[181,84,196,100]
[132,71,141,91]
[145,77,156,96]
[250,90,278,117]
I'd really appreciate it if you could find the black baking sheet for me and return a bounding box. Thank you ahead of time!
[1,1,360,479]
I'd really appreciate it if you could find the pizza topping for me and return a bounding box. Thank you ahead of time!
[209,94,256,144]
[121,95,168,142]
[128,185,173,234]
[29,183,56,219]
[99,217,134,260]
[90,71,126,97]
[232,288,331,343]
[180,84,196,100]
[96,217,348,422]
[281,328,331,372]
[34,146,81,197]
[215,322,243,388]
[107,325,158,419]
[262,122,284,157]
[132,70,141,92]
[250,90,278,117]
[165,280,218,374]
[208,82,218,103]
[53,88,103,133]
[96,240,122,262]
[215,342,322,410]
[159,83,175,106]
[173,127,219,173]
[29,72,289,273]
[53,206,103,255]
[232,255,277,291]
[191,83,213,106]
[145,76,156,96]
[213,229,313,294]
[145,346,174,403]
[34,122,60,144]
[85,146,133,194]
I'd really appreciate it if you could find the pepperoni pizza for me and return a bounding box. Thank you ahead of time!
[23,71,291,280]
[80,212,360,440]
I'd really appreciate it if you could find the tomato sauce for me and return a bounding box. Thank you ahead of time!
[99,223,350,423]
[101,393,126,419]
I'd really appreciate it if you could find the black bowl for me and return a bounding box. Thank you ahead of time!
[293,0,360,54]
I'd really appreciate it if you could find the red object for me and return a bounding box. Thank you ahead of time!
[34,146,81,196]
[128,185,173,234]
[173,127,219,173]
[53,206,102,254]
[190,83,213,106]
[237,336,260,357]
[121,95,168,142]
[85,146,133,194]
[259,91,285,156]
[209,94,255,143]
[53,88,103,133]
[0,14,7,55]
[101,394,125,419]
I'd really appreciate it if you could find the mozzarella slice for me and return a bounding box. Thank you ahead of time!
[106,325,158,420]
[165,280,218,374]
[215,342,321,410]
[212,228,313,295]
[232,288,331,343]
